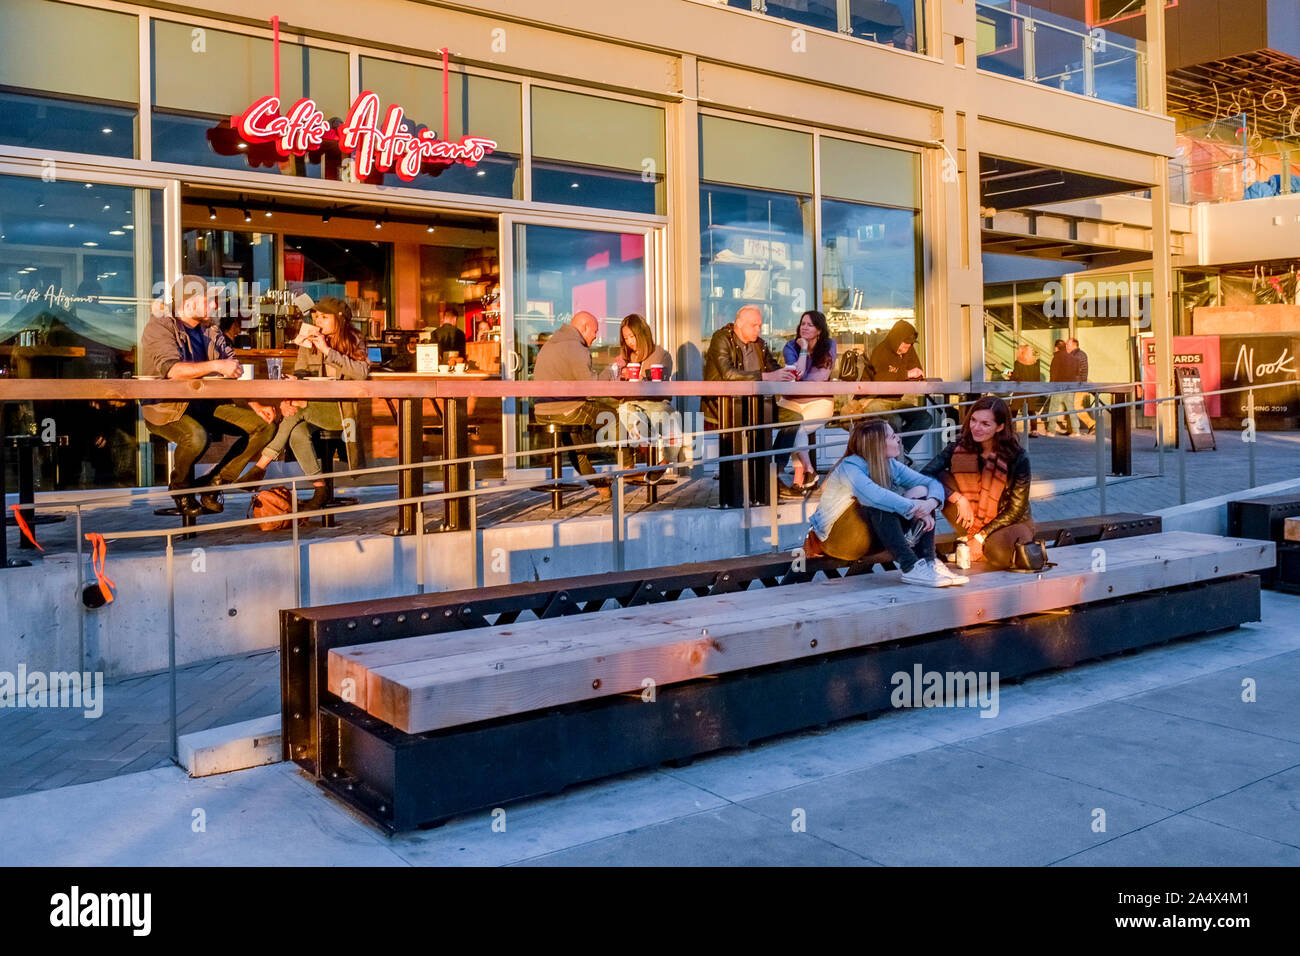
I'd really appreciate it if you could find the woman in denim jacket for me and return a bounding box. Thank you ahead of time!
[806,419,968,588]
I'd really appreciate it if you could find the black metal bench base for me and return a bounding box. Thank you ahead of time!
[311,573,1259,833]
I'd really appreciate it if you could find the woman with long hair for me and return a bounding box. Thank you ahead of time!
[922,395,1035,569]
[777,310,837,493]
[607,312,681,470]
[805,419,968,588]
[241,297,369,509]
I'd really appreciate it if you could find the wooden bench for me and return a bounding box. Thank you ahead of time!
[287,529,1271,831]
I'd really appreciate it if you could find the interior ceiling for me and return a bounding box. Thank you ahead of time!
[1168,50,1300,140]
[181,185,496,233]
[979,157,1146,209]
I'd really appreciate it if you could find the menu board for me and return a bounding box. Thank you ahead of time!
[1174,366,1216,452]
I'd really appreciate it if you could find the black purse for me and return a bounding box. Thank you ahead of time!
[1008,539,1056,573]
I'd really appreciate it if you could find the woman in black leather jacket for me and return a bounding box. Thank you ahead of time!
[922,395,1034,570]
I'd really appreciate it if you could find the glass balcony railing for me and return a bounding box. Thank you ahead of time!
[1172,121,1300,204]
[703,0,927,54]
[976,0,1147,109]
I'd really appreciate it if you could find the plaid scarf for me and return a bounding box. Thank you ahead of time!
[950,451,1009,535]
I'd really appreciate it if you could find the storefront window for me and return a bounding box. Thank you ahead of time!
[0,174,162,487]
[531,88,665,214]
[699,116,815,345]
[285,237,392,336]
[0,0,139,158]
[181,228,276,341]
[150,19,349,176]
[819,137,922,356]
[715,0,925,52]
[359,59,523,198]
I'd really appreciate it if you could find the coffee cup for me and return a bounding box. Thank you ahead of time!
[239,363,254,380]
[625,362,641,380]
[649,364,664,381]
[438,364,450,374]
[454,363,467,373]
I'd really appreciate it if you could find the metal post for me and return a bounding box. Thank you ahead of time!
[469,461,480,588]
[1247,388,1257,488]
[166,533,178,764]
[1156,412,1165,476]
[612,474,625,572]
[290,477,301,607]
[769,455,779,551]
[1095,399,1107,515]
[416,499,426,595]
[1177,408,1187,504]
[741,429,752,557]
[75,505,84,669]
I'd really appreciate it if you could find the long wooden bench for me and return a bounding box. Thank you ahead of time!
[281,512,1161,777]
[294,531,1271,831]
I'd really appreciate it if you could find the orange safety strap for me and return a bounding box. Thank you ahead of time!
[85,532,116,605]
[9,504,43,552]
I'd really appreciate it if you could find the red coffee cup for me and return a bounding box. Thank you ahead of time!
[649,364,664,381]
[625,362,641,380]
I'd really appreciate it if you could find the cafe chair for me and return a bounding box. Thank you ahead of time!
[528,417,585,512]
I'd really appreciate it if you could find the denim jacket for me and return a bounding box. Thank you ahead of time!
[809,455,945,540]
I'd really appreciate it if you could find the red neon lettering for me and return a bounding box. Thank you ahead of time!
[233,90,496,176]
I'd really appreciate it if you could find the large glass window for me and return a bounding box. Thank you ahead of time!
[699,116,815,344]
[715,0,925,53]
[0,0,139,158]
[151,20,349,175]
[531,89,665,214]
[359,58,523,198]
[819,137,923,358]
[0,174,162,488]
[284,237,393,333]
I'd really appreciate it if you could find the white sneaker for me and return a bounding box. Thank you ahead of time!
[899,559,954,588]
[932,558,970,585]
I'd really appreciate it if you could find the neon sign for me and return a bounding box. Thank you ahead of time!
[233,91,496,182]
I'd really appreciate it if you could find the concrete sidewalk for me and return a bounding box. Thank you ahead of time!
[4,590,1298,866]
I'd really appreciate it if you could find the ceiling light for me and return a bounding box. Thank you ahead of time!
[123,224,134,230]
[236,143,248,150]
[84,183,93,189]
[571,182,580,189]
[101,127,113,134]
[321,208,333,224]
[208,206,217,220]
[109,230,125,236]
[426,224,435,233]
[264,208,273,218]
[476,170,486,177]
[68,223,75,228]
[374,218,384,230]
[242,208,252,223]
[102,204,111,211]
[83,241,98,247]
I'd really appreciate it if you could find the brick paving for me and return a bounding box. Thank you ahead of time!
[2,424,1296,796]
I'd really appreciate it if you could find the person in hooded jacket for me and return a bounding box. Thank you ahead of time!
[862,319,932,453]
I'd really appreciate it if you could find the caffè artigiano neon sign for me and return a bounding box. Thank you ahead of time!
[233,91,497,181]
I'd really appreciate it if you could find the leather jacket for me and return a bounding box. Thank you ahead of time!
[702,322,780,422]
[922,441,1032,536]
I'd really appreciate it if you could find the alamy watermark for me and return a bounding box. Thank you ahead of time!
[1043,279,1153,327]
[890,665,999,718]
[0,665,103,718]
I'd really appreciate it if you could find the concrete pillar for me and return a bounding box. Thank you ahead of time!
[1146,0,1177,444]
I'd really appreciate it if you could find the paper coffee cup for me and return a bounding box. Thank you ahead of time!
[239,363,254,380]
[626,362,641,379]
[649,364,664,381]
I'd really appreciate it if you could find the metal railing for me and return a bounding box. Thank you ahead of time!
[975,0,1147,109]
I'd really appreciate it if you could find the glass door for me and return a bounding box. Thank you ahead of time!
[499,216,660,474]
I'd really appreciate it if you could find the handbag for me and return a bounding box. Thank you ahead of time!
[802,528,826,559]
[1007,539,1057,573]
[249,486,301,531]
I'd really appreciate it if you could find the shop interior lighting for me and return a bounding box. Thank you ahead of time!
[83,241,98,247]
[321,208,333,224]
[101,127,113,134]
[208,206,218,220]
[123,225,134,230]
[426,224,435,233]
[374,217,384,230]
[243,208,252,223]
[109,230,125,236]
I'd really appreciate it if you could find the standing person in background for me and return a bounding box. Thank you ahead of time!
[1010,343,1047,438]
[779,310,837,492]
[430,303,467,358]
[1066,337,1096,435]
[865,319,931,456]
[1046,339,1075,436]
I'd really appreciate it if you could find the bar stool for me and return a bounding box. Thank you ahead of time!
[151,439,201,541]
[310,428,358,528]
[528,419,585,511]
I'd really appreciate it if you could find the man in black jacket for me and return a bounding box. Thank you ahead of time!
[863,319,932,453]
[1066,338,1096,434]
[704,306,801,497]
